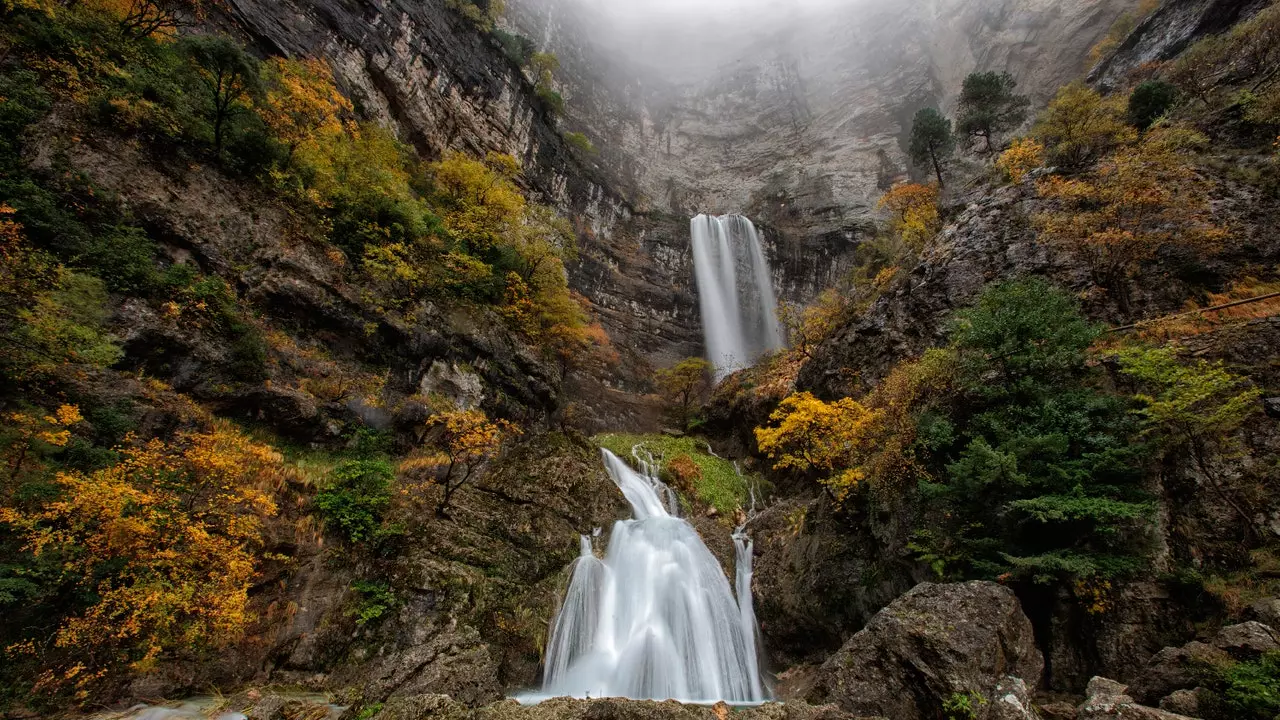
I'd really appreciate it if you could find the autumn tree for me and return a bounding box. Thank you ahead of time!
[421,409,519,516]
[996,138,1044,183]
[956,71,1030,154]
[259,57,352,162]
[179,35,262,159]
[909,107,956,185]
[0,207,55,351]
[1032,82,1136,169]
[877,182,941,251]
[87,0,207,39]
[1035,126,1225,317]
[655,357,713,431]
[0,423,287,699]
[777,289,847,360]
[1119,346,1263,539]
[755,391,883,501]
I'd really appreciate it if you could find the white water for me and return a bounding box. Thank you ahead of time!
[690,214,785,379]
[529,449,768,704]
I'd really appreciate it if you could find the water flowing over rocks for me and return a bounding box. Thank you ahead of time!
[806,581,1043,720]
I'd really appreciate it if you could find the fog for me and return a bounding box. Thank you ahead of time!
[544,0,883,80]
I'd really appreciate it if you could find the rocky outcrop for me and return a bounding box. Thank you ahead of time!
[269,432,629,703]
[747,497,919,667]
[1126,621,1280,708]
[1090,0,1272,92]
[806,581,1043,720]
[1077,677,1198,720]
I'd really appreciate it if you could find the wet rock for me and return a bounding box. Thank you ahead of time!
[1263,397,1280,420]
[807,581,1043,720]
[1077,677,1197,720]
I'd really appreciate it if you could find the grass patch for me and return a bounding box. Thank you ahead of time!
[593,433,767,517]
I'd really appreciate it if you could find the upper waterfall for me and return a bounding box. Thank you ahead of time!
[528,449,768,704]
[690,215,785,379]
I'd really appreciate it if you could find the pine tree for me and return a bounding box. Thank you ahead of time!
[956,71,1031,154]
[909,108,955,186]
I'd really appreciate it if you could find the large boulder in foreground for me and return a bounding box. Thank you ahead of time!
[806,581,1043,720]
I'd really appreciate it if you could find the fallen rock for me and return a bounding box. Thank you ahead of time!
[1077,677,1198,720]
[988,676,1041,720]
[1157,688,1210,717]
[1126,641,1231,705]
[806,581,1043,720]
[1244,596,1280,629]
[1209,621,1280,660]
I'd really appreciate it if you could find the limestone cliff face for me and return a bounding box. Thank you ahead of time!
[217,0,1136,377]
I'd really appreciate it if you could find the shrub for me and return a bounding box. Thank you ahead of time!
[537,87,564,116]
[1128,80,1178,129]
[315,459,394,543]
[1033,82,1135,168]
[563,131,595,155]
[348,580,396,625]
[493,28,535,67]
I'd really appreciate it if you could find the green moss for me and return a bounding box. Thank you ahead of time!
[593,433,768,517]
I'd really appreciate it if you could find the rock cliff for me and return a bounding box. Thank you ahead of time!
[215,0,1139,377]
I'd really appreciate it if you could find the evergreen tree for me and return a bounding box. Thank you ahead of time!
[1127,80,1178,129]
[956,71,1031,154]
[178,35,262,159]
[917,278,1152,584]
[909,107,956,186]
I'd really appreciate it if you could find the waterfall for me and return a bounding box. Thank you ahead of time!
[690,214,785,379]
[529,449,768,704]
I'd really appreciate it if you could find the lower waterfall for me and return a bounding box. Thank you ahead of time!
[690,214,785,379]
[526,449,768,704]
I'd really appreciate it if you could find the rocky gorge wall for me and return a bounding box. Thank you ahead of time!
[215,0,1141,381]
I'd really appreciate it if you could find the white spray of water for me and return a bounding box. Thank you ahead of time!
[690,214,785,379]
[529,449,768,704]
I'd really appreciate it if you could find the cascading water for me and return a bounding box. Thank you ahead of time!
[528,449,768,704]
[690,214,785,378]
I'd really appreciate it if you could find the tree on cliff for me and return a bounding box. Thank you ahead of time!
[655,358,713,432]
[956,71,1030,154]
[420,409,519,517]
[909,108,955,186]
[179,35,262,160]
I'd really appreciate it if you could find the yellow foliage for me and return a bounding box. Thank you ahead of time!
[431,151,526,253]
[0,423,289,697]
[1035,125,1226,315]
[755,392,882,501]
[1132,275,1280,342]
[420,409,521,514]
[1033,82,1136,168]
[777,289,848,361]
[82,0,206,39]
[877,183,940,251]
[997,138,1045,183]
[259,57,353,158]
[754,349,955,501]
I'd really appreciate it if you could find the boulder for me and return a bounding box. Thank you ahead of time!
[1127,621,1280,706]
[1209,621,1280,660]
[1244,596,1280,628]
[806,581,1043,720]
[988,676,1041,720]
[1126,641,1231,705]
[1157,688,1211,717]
[1077,677,1198,720]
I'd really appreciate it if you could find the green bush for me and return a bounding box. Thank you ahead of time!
[913,278,1152,584]
[1205,651,1280,719]
[315,460,395,543]
[1128,80,1178,129]
[347,580,396,626]
[537,87,565,116]
[493,29,536,67]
